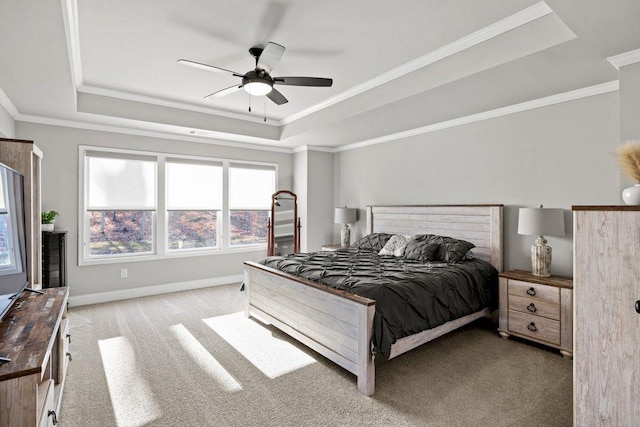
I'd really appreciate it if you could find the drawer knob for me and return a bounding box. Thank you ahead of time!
[636,300,640,314]
[526,287,536,296]
[527,303,537,313]
[48,410,58,425]
[527,322,538,332]
[66,351,72,361]
[66,333,71,343]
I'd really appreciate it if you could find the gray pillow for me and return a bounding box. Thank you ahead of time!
[351,233,392,252]
[435,236,476,263]
[404,239,441,262]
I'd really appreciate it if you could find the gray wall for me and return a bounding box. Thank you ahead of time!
[16,122,293,298]
[306,150,334,251]
[619,62,640,190]
[292,150,334,252]
[334,92,620,277]
[293,150,308,251]
[620,62,640,142]
[0,103,14,138]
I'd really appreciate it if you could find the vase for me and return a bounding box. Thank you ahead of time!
[622,184,640,205]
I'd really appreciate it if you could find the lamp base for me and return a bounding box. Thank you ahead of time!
[531,236,552,277]
[340,224,351,247]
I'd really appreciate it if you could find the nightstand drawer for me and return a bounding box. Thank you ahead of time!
[508,294,560,320]
[508,279,559,305]
[509,310,560,345]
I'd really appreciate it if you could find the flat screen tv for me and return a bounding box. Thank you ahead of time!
[0,161,28,323]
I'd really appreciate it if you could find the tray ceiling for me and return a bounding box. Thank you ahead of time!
[0,0,638,150]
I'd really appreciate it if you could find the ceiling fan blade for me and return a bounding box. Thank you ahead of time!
[204,85,243,99]
[257,42,285,73]
[266,88,288,105]
[274,76,333,87]
[255,1,288,44]
[178,59,244,78]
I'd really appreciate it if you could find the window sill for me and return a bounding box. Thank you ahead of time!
[79,245,267,266]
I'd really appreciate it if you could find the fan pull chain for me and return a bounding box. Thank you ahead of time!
[248,95,252,113]
[264,100,267,122]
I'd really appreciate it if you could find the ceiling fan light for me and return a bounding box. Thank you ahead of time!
[244,81,273,96]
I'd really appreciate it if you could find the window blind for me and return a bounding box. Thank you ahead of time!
[229,166,275,210]
[86,155,156,210]
[166,161,223,210]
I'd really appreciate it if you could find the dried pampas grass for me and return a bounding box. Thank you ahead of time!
[617,141,640,183]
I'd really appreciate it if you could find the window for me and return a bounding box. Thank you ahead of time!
[80,146,277,264]
[85,152,157,259]
[166,160,222,251]
[0,169,18,272]
[229,165,275,246]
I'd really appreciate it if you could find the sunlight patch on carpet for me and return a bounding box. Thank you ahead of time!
[98,336,161,427]
[203,312,316,379]
[169,323,242,392]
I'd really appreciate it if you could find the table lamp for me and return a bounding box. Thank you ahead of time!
[517,205,565,277]
[334,207,356,247]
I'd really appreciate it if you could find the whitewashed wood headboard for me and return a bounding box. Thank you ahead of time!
[366,205,503,272]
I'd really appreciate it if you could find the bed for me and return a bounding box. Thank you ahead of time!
[243,205,503,395]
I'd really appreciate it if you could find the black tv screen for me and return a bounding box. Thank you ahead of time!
[0,161,28,322]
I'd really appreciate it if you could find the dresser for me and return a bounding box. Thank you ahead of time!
[573,206,640,425]
[498,269,573,357]
[0,288,70,426]
[42,230,67,288]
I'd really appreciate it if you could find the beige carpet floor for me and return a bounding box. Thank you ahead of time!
[59,284,572,427]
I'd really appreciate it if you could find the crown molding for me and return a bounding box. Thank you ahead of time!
[335,80,619,153]
[17,114,293,153]
[0,87,20,119]
[292,145,336,153]
[279,1,553,125]
[607,48,640,70]
[78,84,278,125]
[12,80,620,155]
[61,0,82,89]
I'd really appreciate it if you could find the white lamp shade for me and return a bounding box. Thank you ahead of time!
[518,207,565,236]
[334,207,356,224]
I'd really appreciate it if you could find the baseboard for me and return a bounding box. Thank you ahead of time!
[68,274,244,307]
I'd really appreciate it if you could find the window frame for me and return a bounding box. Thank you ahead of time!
[79,145,277,266]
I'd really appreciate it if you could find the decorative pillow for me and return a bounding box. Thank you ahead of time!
[378,234,414,257]
[403,239,440,262]
[351,233,392,252]
[435,236,476,263]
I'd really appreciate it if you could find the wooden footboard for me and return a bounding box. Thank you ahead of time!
[244,261,376,395]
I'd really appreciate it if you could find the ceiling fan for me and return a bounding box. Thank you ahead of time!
[178,42,333,105]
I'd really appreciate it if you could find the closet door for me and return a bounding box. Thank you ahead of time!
[574,208,640,425]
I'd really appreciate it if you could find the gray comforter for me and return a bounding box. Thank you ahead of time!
[259,248,498,354]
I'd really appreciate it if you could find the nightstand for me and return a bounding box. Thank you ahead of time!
[321,244,344,251]
[498,269,573,358]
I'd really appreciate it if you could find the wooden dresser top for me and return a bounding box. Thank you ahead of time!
[573,205,640,211]
[499,269,573,289]
[0,288,68,381]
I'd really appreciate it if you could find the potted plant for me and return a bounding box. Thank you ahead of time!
[41,210,59,232]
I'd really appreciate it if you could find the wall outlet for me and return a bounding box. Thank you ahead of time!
[120,269,128,279]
